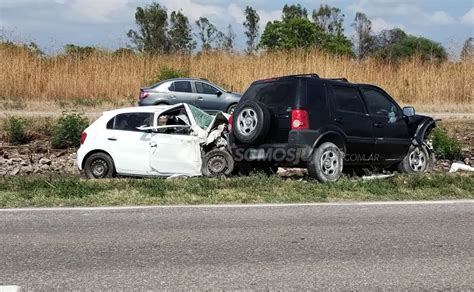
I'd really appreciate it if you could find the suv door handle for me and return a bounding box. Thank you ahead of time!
[334,117,344,123]
[150,141,157,147]
[107,137,117,141]
[374,122,383,128]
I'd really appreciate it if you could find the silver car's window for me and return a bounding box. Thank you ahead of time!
[189,105,213,129]
[106,112,154,132]
[196,82,218,95]
[169,81,192,93]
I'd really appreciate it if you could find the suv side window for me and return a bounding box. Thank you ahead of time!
[106,112,154,132]
[169,81,192,93]
[333,85,365,113]
[196,82,219,95]
[362,88,400,121]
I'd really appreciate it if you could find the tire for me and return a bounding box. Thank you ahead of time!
[397,145,434,174]
[237,161,278,176]
[84,152,116,179]
[226,103,238,114]
[202,149,234,177]
[232,101,271,144]
[307,142,343,182]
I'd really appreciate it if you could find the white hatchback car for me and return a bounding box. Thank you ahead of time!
[77,103,233,178]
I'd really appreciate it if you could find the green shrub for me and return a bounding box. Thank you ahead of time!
[4,116,29,145]
[431,127,463,160]
[147,67,189,85]
[52,113,89,149]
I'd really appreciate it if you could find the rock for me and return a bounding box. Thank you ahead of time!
[40,164,50,171]
[12,157,22,162]
[39,158,52,165]
[21,160,28,166]
[22,165,33,174]
[9,168,20,176]
[464,158,470,166]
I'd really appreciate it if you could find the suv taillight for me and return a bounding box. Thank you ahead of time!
[291,109,309,130]
[228,115,233,132]
[80,132,87,145]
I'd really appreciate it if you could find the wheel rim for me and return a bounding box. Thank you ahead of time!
[208,155,228,174]
[408,147,427,172]
[319,150,339,176]
[90,159,109,178]
[237,108,258,136]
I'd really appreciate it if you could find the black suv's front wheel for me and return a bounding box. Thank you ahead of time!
[307,142,343,182]
[397,145,434,174]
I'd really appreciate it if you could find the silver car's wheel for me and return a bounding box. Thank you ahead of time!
[408,147,427,172]
[227,104,237,114]
[237,107,258,136]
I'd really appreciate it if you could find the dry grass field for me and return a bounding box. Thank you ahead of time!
[0,46,472,112]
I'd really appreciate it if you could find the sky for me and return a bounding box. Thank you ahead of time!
[1,0,473,56]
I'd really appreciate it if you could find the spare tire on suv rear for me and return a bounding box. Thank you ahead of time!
[233,101,271,144]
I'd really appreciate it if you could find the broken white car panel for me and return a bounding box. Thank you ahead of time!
[76,103,233,179]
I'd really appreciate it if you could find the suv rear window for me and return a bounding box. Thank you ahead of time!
[243,81,296,109]
[333,86,365,113]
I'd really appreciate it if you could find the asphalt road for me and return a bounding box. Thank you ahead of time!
[1,201,473,290]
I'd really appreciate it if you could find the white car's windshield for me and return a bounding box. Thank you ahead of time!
[189,105,213,129]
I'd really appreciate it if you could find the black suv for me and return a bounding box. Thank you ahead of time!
[231,74,437,182]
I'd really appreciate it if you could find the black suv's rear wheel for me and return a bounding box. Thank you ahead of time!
[233,101,271,144]
[307,142,343,182]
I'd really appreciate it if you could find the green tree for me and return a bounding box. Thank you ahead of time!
[217,24,235,52]
[259,17,321,50]
[461,37,474,61]
[127,2,169,54]
[243,6,260,54]
[312,4,344,36]
[372,28,447,62]
[64,44,97,57]
[169,10,196,53]
[352,12,374,59]
[195,17,220,52]
[282,4,308,20]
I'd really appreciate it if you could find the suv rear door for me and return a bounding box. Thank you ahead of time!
[329,83,375,162]
[360,86,411,161]
[241,80,297,143]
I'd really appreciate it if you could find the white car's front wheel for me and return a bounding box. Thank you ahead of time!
[84,152,116,179]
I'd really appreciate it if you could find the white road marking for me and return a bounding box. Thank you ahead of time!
[0,200,472,212]
[0,286,21,292]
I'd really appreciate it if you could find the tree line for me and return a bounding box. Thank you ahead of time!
[2,2,473,62]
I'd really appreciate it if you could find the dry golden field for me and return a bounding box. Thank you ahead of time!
[0,46,472,112]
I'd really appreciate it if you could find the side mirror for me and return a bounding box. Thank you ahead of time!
[403,106,415,117]
[215,91,223,96]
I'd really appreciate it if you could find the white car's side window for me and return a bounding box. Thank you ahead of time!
[106,112,154,132]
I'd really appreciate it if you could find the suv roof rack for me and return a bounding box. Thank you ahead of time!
[281,73,320,78]
[328,78,349,83]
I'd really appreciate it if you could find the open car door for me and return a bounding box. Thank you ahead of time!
[138,104,203,176]
[149,126,202,176]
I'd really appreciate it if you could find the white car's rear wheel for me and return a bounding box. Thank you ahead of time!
[84,152,116,179]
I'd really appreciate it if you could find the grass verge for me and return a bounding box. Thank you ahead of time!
[0,173,473,208]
